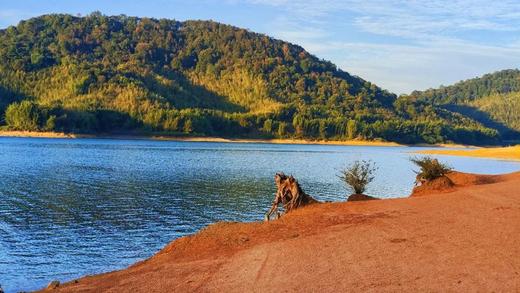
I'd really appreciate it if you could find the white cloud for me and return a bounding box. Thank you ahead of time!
[334,41,520,94]
[249,0,520,36]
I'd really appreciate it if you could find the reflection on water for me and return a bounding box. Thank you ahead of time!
[0,137,518,292]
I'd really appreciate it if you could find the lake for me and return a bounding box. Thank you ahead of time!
[0,137,519,292]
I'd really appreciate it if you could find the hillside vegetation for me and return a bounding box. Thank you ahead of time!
[404,69,520,140]
[0,13,508,144]
[472,92,520,133]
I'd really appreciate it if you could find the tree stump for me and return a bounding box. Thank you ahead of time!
[265,173,318,221]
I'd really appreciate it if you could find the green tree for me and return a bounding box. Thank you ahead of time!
[183,119,193,133]
[346,119,358,139]
[45,115,57,131]
[263,119,273,133]
[5,101,41,131]
[164,115,180,132]
[277,122,287,137]
[292,114,304,137]
[319,120,327,139]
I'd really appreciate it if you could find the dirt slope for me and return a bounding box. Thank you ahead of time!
[42,171,520,292]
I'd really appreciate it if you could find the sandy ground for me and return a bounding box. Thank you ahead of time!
[0,130,402,146]
[419,145,520,161]
[0,130,83,138]
[153,136,404,147]
[41,171,520,292]
[0,130,476,147]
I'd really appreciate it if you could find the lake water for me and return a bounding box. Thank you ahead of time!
[0,137,519,292]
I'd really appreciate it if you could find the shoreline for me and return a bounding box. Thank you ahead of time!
[417,145,520,161]
[0,130,472,148]
[39,170,520,292]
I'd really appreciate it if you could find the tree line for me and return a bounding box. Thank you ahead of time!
[0,13,505,145]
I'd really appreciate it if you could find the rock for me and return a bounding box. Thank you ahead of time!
[47,280,60,289]
[347,194,379,201]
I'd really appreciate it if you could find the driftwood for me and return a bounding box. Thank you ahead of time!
[265,173,318,221]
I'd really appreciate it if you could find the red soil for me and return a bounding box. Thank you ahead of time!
[410,171,508,197]
[42,171,520,292]
[410,176,455,196]
[447,171,504,186]
[347,193,380,201]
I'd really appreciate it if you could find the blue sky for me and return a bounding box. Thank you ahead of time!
[1,0,520,94]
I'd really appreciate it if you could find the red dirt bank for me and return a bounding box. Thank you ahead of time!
[43,171,520,292]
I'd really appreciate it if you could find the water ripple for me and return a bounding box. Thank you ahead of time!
[0,137,519,292]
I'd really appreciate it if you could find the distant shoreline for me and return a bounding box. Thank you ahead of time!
[417,145,520,161]
[0,130,473,148]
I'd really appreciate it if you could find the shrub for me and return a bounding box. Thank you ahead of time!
[339,160,377,195]
[5,100,41,131]
[411,156,452,182]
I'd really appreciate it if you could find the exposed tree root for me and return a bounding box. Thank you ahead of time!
[265,173,318,221]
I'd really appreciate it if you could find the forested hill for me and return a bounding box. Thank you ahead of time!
[403,69,520,140]
[0,13,504,144]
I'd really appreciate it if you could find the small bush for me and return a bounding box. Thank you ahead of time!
[339,160,377,195]
[411,156,452,182]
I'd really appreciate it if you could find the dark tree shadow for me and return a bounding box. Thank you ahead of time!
[444,104,520,140]
[0,84,29,115]
[50,108,140,134]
